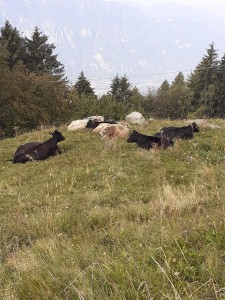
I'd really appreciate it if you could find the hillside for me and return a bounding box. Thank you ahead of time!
[1,119,225,299]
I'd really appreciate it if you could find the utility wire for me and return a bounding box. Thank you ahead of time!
[85,64,223,82]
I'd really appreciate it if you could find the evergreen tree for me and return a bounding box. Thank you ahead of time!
[109,74,132,102]
[0,20,25,69]
[29,73,73,126]
[24,27,65,79]
[109,74,120,99]
[209,53,225,117]
[188,43,219,115]
[168,72,191,119]
[98,94,127,120]
[127,87,145,113]
[74,71,95,97]
[0,57,47,136]
[142,88,156,117]
[153,80,170,118]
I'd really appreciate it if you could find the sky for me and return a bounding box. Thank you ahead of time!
[108,0,225,18]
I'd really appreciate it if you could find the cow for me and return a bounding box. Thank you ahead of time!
[127,130,173,150]
[154,122,200,140]
[68,119,89,131]
[68,116,104,131]
[101,124,130,140]
[12,130,65,163]
[93,123,110,134]
[86,119,118,130]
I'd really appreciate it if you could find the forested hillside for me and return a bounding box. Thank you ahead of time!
[1,20,225,138]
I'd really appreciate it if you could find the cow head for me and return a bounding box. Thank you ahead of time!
[192,122,200,132]
[127,130,138,143]
[86,119,95,128]
[161,137,174,149]
[50,130,65,142]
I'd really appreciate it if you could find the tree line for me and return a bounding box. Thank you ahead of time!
[0,20,225,138]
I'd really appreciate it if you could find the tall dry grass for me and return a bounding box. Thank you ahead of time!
[0,119,225,299]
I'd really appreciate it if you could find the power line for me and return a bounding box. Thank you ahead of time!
[86,65,223,82]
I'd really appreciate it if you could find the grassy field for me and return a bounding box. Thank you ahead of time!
[0,119,225,300]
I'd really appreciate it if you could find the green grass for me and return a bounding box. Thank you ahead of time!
[0,119,225,299]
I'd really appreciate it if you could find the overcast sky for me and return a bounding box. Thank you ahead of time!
[108,0,225,18]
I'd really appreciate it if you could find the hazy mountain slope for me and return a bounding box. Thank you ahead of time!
[0,0,225,93]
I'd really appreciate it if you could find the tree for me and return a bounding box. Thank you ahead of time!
[142,88,157,117]
[24,27,65,79]
[210,53,225,117]
[74,71,95,97]
[168,72,191,119]
[109,74,132,102]
[0,20,25,69]
[188,43,219,115]
[98,94,127,120]
[0,58,47,136]
[127,87,145,113]
[153,80,170,118]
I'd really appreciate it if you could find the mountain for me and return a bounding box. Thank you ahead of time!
[1,0,225,94]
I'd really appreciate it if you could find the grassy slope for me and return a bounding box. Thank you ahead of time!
[0,119,225,300]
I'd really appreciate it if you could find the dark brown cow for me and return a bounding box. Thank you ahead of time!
[154,122,200,139]
[127,130,173,150]
[12,130,65,163]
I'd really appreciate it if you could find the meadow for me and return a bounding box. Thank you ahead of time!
[0,119,225,300]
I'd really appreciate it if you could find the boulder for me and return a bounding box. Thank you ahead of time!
[185,119,205,126]
[125,112,145,125]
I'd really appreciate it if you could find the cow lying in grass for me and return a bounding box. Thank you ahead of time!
[154,122,200,140]
[86,119,118,130]
[101,124,130,140]
[127,130,173,150]
[68,119,89,131]
[12,130,65,163]
[68,116,104,131]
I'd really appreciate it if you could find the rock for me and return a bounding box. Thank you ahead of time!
[125,112,146,125]
[208,124,220,129]
[185,119,205,126]
[186,119,221,129]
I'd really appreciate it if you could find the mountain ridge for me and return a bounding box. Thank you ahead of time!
[1,0,225,94]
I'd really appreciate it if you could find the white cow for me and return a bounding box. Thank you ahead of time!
[68,119,89,131]
[68,116,104,131]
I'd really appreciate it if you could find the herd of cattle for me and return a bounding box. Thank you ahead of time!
[12,116,200,163]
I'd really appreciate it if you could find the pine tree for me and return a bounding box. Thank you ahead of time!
[0,20,25,69]
[188,43,219,115]
[154,80,170,118]
[168,72,191,119]
[142,88,156,117]
[24,27,65,79]
[127,87,145,113]
[211,53,225,117]
[109,74,121,100]
[74,71,95,97]
[109,74,132,102]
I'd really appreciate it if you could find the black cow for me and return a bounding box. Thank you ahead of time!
[86,119,118,129]
[12,130,65,163]
[127,130,173,150]
[154,122,200,140]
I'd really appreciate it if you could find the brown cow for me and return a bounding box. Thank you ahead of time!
[101,124,130,140]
